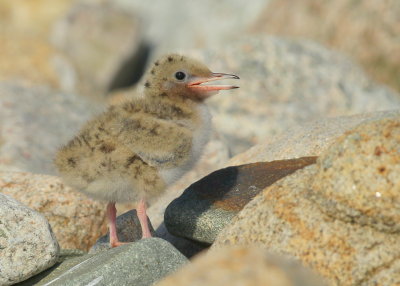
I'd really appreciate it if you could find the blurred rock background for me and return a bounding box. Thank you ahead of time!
[0,0,399,285]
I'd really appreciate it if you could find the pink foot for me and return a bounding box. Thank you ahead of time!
[107,202,128,248]
[137,198,152,239]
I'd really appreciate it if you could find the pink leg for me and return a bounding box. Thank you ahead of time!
[106,202,126,247]
[137,198,152,238]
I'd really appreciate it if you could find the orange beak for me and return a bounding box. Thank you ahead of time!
[187,73,240,92]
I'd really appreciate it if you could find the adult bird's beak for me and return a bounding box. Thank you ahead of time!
[188,73,240,93]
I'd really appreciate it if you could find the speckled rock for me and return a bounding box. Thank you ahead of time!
[165,157,317,244]
[89,209,155,254]
[0,193,59,286]
[229,110,400,165]
[0,171,107,251]
[40,238,188,286]
[187,37,400,154]
[155,246,326,286]
[310,117,400,233]
[0,82,103,174]
[213,119,400,285]
[52,0,146,96]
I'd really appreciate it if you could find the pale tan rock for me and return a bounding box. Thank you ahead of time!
[229,110,400,166]
[310,117,400,232]
[0,0,73,88]
[213,115,400,285]
[155,246,325,286]
[252,0,400,92]
[0,172,107,251]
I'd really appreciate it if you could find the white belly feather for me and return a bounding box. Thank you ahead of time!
[159,103,212,186]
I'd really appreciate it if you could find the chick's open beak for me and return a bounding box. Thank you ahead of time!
[188,73,240,92]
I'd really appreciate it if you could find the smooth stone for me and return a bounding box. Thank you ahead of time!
[229,109,400,165]
[89,209,155,254]
[165,157,317,244]
[40,238,188,286]
[155,223,208,258]
[310,117,400,232]
[0,171,107,251]
[0,194,59,286]
[155,246,326,286]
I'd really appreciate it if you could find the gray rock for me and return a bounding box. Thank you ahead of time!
[0,82,103,174]
[187,36,400,154]
[155,223,208,258]
[113,0,267,53]
[41,238,188,286]
[165,158,316,244]
[0,193,59,286]
[52,0,147,96]
[89,209,155,254]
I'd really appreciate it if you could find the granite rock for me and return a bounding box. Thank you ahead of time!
[165,157,316,244]
[229,110,400,165]
[0,81,103,174]
[0,171,107,251]
[0,193,59,286]
[89,209,155,254]
[40,238,188,286]
[213,118,400,285]
[187,37,400,154]
[155,246,326,286]
[310,117,400,233]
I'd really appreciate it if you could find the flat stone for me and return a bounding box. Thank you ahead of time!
[155,246,326,286]
[40,238,188,286]
[229,110,400,165]
[0,171,107,251]
[310,117,400,232]
[89,209,155,254]
[0,194,59,286]
[165,157,317,244]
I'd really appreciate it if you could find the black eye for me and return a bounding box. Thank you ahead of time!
[175,71,186,81]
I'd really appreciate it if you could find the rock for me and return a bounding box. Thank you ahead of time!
[310,117,400,233]
[90,209,155,254]
[155,246,326,286]
[0,193,59,286]
[0,81,103,174]
[39,238,188,286]
[213,119,400,285]
[252,0,400,92]
[145,131,230,228]
[52,0,147,97]
[113,0,267,52]
[18,249,88,286]
[0,0,72,88]
[0,171,107,251]
[187,36,400,154]
[229,109,400,165]
[155,223,208,258]
[165,157,317,244]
